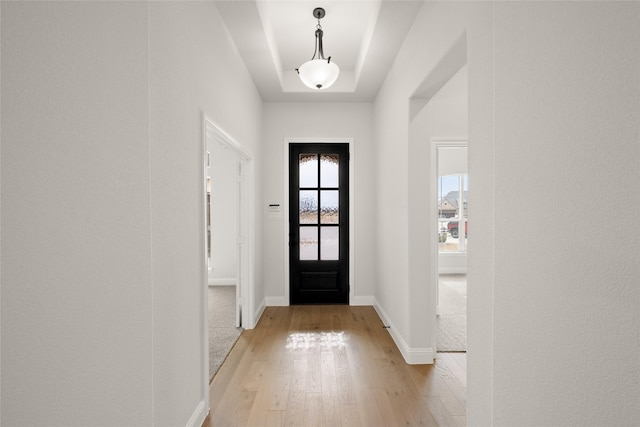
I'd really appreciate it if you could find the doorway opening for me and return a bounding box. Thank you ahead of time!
[434,141,467,352]
[202,115,255,385]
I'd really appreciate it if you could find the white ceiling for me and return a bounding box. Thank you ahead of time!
[215,1,423,102]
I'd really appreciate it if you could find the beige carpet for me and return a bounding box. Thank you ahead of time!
[208,286,242,382]
[437,274,467,352]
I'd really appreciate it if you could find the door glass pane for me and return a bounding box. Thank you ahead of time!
[300,227,318,260]
[320,190,339,224]
[320,154,339,188]
[299,154,318,187]
[300,190,318,224]
[320,227,339,260]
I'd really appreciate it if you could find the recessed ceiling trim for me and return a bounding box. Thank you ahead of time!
[215,0,424,102]
[353,0,382,87]
[255,1,285,88]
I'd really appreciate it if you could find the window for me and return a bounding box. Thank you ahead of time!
[437,146,467,253]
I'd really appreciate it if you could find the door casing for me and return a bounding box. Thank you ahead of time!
[283,137,355,306]
[201,114,256,415]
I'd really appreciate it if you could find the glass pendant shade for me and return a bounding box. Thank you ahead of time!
[298,59,340,90]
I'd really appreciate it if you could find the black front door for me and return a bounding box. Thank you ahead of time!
[289,143,349,305]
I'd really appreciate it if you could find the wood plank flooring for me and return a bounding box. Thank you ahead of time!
[203,305,466,427]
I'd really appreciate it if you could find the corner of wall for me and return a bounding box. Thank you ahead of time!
[252,298,267,329]
[373,299,435,365]
[265,296,287,307]
[351,296,375,306]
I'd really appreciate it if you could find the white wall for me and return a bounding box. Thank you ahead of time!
[1,1,263,425]
[149,1,262,424]
[1,2,153,424]
[375,0,489,364]
[262,103,375,305]
[492,2,639,425]
[431,65,468,139]
[208,142,239,284]
[376,1,639,425]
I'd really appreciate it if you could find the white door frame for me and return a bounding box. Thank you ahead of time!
[201,114,255,410]
[283,137,355,305]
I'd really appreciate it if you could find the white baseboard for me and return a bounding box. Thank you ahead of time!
[265,296,287,306]
[439,252,467,275]
[208,278,237,286]
[373,299,435,365]
[350,295,374,306]
[185,399,208,427]
[402,345,435,365]
[438,267,467,275]
[253,298,266,328]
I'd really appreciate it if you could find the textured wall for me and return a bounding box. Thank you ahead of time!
[492,2,640,425]
[1,1,264,425]
[1,2,153,424]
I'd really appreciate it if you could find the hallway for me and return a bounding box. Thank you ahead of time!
[205,306,466,426]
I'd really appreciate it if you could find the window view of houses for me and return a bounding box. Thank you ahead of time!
[438,175,468,252]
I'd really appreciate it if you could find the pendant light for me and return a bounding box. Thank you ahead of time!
[296,7,340,90]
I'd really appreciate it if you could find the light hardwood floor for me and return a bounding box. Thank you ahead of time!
[204,305,466,427]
